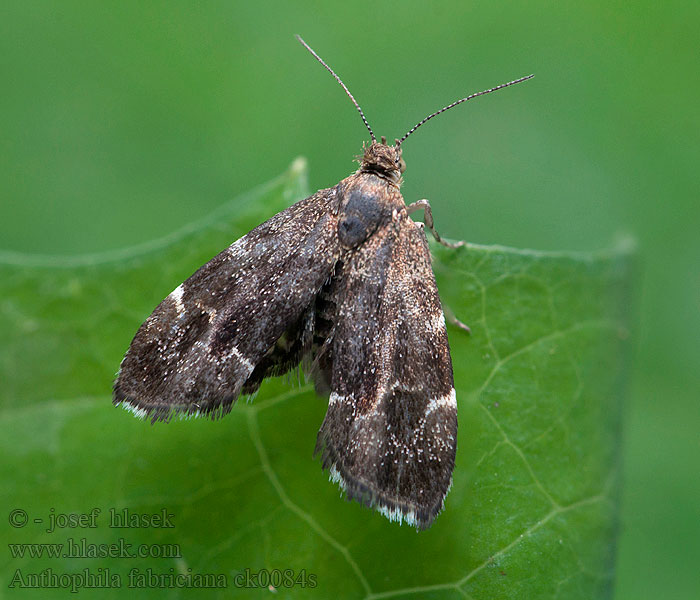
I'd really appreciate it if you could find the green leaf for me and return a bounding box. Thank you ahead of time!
[1,160,634,599]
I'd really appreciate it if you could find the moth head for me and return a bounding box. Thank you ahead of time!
[360,138,405,183]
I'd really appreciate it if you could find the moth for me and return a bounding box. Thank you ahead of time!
[113,35,533,529]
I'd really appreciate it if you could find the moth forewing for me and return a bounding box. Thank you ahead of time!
[315,213,456,529]
[113,188,340,422]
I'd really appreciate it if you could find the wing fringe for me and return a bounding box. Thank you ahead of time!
[314,431,448,530]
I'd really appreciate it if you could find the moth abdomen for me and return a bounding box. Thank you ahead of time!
[241,306,315,395]
[307,261,344,396]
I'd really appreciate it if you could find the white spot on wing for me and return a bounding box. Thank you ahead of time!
[120,401,149,420]
[328,392,346,406]
[222,343,255,373]
[170,284,185,314]
[377,504,418,527]
[226,237,248,260]
[328,465,347,491]
[428,311,447,335]
[181,412,201,420]
[425,388,456,416]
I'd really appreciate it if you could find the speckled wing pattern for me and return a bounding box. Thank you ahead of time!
[114,142,459,529]
[315,213,457,530]
[113,188,340,422]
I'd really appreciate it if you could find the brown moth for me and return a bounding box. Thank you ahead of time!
[113,35,533,529]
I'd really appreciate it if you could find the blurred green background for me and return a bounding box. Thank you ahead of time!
[1,1,697,598]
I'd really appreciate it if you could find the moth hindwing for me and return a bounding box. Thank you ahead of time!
[114,35,533,530]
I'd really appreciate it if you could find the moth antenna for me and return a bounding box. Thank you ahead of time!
[397,74,534,147]
[296,34,376,143]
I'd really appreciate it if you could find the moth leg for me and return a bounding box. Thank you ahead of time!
[406,199,465,249]
[408,199,470,332]
[444,305,471,334]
